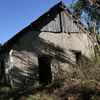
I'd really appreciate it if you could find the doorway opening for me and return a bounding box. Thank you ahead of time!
[75,51,82,64]
[38,55,52,85]
[0,60,5,76]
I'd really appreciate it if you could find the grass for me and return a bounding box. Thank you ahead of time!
[0,86,12,93]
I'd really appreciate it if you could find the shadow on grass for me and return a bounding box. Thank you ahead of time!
[0,79,63,100]
[0,79,100,100]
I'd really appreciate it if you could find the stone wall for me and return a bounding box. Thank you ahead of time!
[5,31,94,88]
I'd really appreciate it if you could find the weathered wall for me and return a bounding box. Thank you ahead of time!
[6,30,94,88]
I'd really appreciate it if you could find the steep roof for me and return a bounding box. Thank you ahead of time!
[1,1,93,53]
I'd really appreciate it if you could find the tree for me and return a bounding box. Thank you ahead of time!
[71,0,100,34]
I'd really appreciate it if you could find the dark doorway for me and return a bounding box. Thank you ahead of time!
[38,55,52,85]
[0,60,5,76]
[75,51,82,64]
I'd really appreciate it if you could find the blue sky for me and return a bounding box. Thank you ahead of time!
[0,0,75,44]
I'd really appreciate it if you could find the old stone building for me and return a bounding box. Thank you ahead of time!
[0,2,96,88]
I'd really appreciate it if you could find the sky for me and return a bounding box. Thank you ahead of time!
[0,0,75,44]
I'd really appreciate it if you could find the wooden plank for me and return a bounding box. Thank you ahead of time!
[35,11,61,32]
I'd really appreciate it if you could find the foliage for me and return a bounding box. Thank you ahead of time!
[72,0,100,34]
[0,86,12,93]
[71,53,100,81]
[27,93,53,100]
[72,0,100,20]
